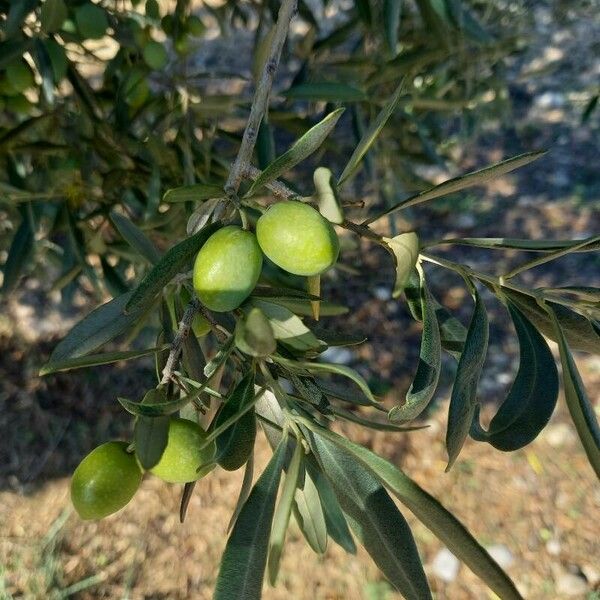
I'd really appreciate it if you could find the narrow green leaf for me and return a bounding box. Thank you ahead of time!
[125,223,220,312]
[40,346,162,375]
[282,83,366,102]
[235,308,277,357]
[246,109,345,196]
[49,292,150,362]
[268,439,303,584]
[0,39,33,71]
[364,150,546,224]
[383,232,420,298]
[214,437,287,600]
[470,304,558,451]
[5,0,37,37]
[446,288,489,470]
[110,211,161,265]
[548,308,600,479]
[273,355,380,407]
[383,0,402,54]
[227,454,255,532]
[250,299,323,352]
[389,275,441,421]
[310,432,432,599]
[427,236,600,253]
[257,296,349,317]
[163,183,224,203]
[305,459,357,554]
[1,215,33,295]
[40,0,67,33]
[338,78,406,185]
[500,287,600,354]
[299,420,522,600]
[293,471,328,554]
[215,372,257,471]
[135,415,170,470]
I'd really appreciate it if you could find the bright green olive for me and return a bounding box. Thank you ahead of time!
[256,201,339,276]
[150,418,215,484]
[193,226,263,312]
[71,441,142,520]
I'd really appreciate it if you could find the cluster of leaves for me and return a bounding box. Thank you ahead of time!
[2,1,599,599]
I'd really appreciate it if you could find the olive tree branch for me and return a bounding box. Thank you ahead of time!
[160,298,201,385]
[244,165,300,199]
[224,0,298,199]
[164,2,296,383]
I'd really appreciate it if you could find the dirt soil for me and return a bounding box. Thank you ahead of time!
[1,0,600,599]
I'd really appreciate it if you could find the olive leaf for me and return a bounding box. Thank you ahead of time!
[163,183,224,203]
[214,437,287,600]
[383,0,402,54]
[40,346,163,375]
[389,274,441,421]
[309,431,432,600]
[40,0,67,33]
[470,303,558,451]
[338,78,406,185]
[548,308,600,479]
[282,83,366,102]
[235,308,277,357]
[48,291,152,362]
[292,470,328,555]
[134,389,170,470]
[246,108,345,196]
[273,355,380,408]
[299,420,522,600]
[1,213,34,295]
[268,439,303,584]
[364,150,546,224]
[446,287,489,470]
[126,222,220,313]
[249,299,323,352]
[227,454,255,532]
[304,459,357,554]
[110,211,161,265]
[428,236,600,253]
[215,372,257,471]
[499,286,600,354]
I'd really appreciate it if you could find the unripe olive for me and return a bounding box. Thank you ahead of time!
[193,226,263,312]
[256,201,339,276]
[71,441,142,520]
[150,418,216,483]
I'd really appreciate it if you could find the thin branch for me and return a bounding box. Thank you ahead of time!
[244,164,300,199]
[160,298,200,385]
[224,0,298,199]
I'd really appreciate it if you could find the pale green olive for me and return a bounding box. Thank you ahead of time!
[193,226,263,312]
[256,201,339,276]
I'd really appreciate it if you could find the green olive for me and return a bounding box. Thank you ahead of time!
[150,418,215,484]
[256,201,340,276]
[193,226,263,312]
[71,441,142,520]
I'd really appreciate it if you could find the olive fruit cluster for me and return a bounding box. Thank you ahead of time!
[71,418,215,520]
[193,201,340,312]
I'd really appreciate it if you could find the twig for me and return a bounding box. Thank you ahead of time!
[160,298,200,385]
[244,165,300,199]
[224,0,298,199]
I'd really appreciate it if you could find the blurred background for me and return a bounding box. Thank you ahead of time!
[1,0,599,598]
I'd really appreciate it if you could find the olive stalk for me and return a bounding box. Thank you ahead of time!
[224,0,298,199]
